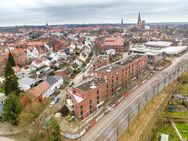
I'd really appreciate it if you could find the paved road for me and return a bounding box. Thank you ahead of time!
[80,52,188,141]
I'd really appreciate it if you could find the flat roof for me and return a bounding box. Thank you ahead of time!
[96,55,144,73]
[145,41,172,47]
[160,134,169,141]
[76,77,106,92]
[130,46,163,55]
[97,55,109,60]
[115,55,142,66]
[162,46,187,55]
[97,64,121,73]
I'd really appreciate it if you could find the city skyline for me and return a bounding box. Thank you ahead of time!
[0,0,188,26]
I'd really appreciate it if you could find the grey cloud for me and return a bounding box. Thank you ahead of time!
[0,0,188,26]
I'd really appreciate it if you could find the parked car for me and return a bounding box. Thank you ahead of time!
[49,96,61,108]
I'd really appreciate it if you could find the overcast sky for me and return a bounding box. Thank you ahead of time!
[0,0,188,26]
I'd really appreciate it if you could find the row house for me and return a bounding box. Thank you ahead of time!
[29,75,64,100]
[26,47,40,59]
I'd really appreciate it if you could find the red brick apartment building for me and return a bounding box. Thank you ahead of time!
[68,54,148,120]
[95,55,148,97]
[93,55,110,71]
[101,37,128,52]
[68,77,107,119]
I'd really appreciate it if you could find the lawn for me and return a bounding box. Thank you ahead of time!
[176,122,188,139]
[0,86,5,93]
[152,122,179,141]
[165,110,188,119]
[179,83,188,95]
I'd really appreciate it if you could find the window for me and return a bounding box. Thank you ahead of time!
[97,90,99,94]
[97,96,100,104]
[80,111,83,119]
[80,105,83,111]
[89,100,92,104]
[90,105,93,114]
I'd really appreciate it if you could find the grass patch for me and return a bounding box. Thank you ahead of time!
[179,83,188,95]
[152,122,179,141]
[176,122,188,139]
[0,86,5,93]
[165,110,188,119]
[18,99,50,127]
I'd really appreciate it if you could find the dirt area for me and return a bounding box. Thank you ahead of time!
[119,89,168,141]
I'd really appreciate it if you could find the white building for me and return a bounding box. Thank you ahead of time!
[18,76,37,91]
[144,41,172,48]
[26,47,39,59]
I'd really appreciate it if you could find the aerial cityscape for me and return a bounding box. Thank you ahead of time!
[0,0,188,141]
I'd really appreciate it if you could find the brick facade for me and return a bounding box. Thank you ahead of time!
[68,55,148,120]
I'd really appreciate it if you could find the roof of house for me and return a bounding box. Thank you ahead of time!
[12,66,21,73]
[46,75,62,86]
[29,81,50,98]
[104,37,124,46]
[18,76,36,85]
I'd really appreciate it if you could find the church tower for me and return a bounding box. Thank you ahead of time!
[137,12,141,24]
[121,18,124,25]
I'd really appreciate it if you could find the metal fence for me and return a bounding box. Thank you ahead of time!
[92,57,188,141]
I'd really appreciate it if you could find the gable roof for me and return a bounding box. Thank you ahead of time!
[46,75,62,86]
[29,81,50,98]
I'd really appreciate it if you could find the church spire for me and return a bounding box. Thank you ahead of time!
[121,18,124,25]
[137,12,141,24]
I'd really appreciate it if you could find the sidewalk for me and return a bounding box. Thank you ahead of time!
[0,136,15,141]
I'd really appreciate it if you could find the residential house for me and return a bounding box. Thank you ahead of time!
[26,47,39,59]
[12,66,21,75]
[29,75,63,100]
[55,67,73,79]
[0,94,7,115]
[18,76,37,91]
[31,59,44,69]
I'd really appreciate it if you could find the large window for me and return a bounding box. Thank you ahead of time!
[97,95,100,104]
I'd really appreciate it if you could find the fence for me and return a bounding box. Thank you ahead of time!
[92,57,188,141]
